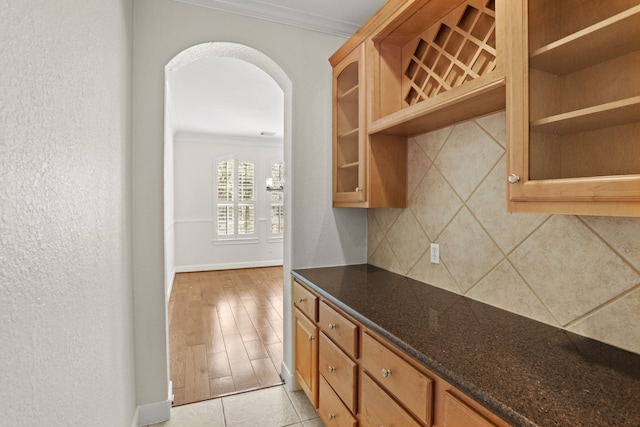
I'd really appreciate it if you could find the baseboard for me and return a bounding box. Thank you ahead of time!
[130,407,139,427]
[281,360,300,392]
[166,268,176,301]
[175,260,283,273]
[137,381,172,426]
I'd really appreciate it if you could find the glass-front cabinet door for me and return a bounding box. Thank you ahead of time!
[333,44,367,207]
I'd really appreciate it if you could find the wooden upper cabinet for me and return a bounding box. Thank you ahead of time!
[333,44,368,206]
[506,0,640,217]
[369,0,507,136]
[330,0,509,208]
[332,42,408,208]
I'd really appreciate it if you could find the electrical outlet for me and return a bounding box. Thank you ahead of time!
[430,243,440,264]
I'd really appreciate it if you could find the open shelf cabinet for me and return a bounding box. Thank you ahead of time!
[368,0,507,137]
[507,0,640,216]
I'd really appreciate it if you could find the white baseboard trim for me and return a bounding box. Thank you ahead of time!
[281,360,300,392]
[130,407,139,427]
[175,260,283,273]
[137,381,172,426]
[166,268,176,300]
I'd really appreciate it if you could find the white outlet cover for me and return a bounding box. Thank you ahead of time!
[430,243,440,264]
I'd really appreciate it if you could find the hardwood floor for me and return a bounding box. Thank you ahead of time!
[168,266,284,406]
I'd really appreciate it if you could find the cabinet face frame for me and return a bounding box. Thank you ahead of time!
[506,0,640,217]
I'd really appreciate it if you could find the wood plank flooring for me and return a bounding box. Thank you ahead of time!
[168,266,284,406]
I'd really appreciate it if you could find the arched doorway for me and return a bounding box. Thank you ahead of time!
[164,42,293,405]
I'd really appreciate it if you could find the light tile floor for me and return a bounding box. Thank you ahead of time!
[148,385,325,427]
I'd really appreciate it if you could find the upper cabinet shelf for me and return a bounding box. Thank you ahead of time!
[529,5,640,75]
[506,0,640,217]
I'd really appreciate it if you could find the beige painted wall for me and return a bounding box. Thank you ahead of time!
[368,111,640,355]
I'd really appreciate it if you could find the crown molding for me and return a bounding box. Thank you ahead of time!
[174,0,359,37]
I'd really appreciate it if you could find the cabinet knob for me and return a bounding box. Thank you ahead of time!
[328,413,336,420]
[355,187,362,192]
[508,173,520,184]
[298,297,306,303]
[328,322,336,330]
[308,335,314,341]
[328,365,336,373]
[381,368,392,378]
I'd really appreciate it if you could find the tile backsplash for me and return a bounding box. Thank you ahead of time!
[368,111,640,355]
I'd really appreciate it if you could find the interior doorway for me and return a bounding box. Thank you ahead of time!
[164,42,292,406]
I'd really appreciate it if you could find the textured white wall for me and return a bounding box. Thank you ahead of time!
[132,0,367,405]
[0,1,136,426]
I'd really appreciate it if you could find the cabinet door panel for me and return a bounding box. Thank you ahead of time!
[294,308,318,407]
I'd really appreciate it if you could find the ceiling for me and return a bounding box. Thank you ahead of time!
[168,0,385,140]
[174,0,386,37]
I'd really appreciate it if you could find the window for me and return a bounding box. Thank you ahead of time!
[269,162,284,236]
[216,157,255,239]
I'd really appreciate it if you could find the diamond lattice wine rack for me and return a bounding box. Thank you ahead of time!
[369,0,506,136]
[403,0,496,106]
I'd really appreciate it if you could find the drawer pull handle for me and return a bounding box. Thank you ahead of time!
[328,322,336,330]
[298,297,306,303]
[328,365,336,373]
[381,368,392,378]
[308,335,314,341]
[328,413,336,420]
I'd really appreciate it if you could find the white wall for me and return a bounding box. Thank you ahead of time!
[0,1,137,426]
[174,135,284,271]
[132,0,367,407]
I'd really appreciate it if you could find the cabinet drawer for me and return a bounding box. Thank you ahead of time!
[319,301,358,358]
[443,391,496,427]
[293,279,318,321]
[319,375,358,427]
[319,332,357,413]
[362,332,433,425]
[360,372,421,427]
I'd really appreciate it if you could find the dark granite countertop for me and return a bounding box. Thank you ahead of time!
[292,264,640,427]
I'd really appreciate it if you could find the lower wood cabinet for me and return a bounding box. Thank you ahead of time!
[293,307,318,408]
[292,278,510,427]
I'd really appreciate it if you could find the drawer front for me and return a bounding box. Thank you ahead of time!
[319,375,358,427]
[362,332,433,425]
[293,279,318,321]
[319,301,358,358]
[319,332,357,413]
[443,391,496,427]
[360,372,421,427]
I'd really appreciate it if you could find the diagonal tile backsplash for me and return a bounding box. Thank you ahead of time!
[368,111,640,355]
